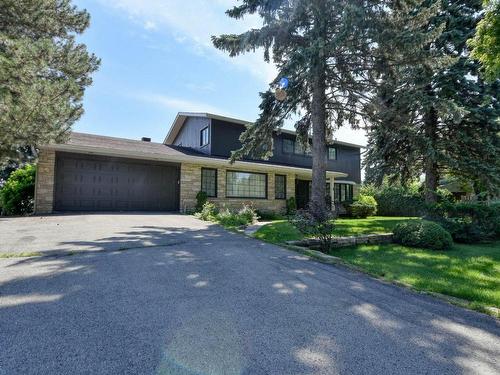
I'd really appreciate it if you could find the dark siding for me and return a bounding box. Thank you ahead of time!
[210,119,361,183]
[172,116,211,154]
[210,119,247,157]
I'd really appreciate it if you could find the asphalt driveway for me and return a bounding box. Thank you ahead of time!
[0,214,499,374]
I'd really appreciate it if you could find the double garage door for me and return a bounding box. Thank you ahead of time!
[54,153,180,211]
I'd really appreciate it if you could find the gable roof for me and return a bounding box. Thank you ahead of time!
[164,112,365,149]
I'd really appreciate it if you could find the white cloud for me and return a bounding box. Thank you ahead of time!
[143,20,157,31]
[132,92,236,117]
[97,0,277,83]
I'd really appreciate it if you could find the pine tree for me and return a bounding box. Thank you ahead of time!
[365,0,500,201]
[0,0,100,164]
[364,0,446,186]
[213,0,381,217]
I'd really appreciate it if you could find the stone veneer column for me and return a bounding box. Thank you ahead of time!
[34,149,56,214]
[179,163,201,212]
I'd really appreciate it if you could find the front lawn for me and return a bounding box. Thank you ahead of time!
[253,216,418,244]
[253,216,500,314]
[334,242,500,311]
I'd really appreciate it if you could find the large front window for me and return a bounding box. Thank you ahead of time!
[226,171,267,198]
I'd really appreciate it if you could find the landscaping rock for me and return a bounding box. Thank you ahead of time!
[286,233,393,249]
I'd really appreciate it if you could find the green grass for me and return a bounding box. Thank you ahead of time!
[253,216,500,312]
[253,216,418,244]
[334,242,500,310]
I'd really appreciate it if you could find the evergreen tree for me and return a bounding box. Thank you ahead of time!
[365,0,500,201]
[364,0,445,186]
[0,0,100,164]
[213,0,381,217]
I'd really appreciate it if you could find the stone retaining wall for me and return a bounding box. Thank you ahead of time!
[287,233,393,249]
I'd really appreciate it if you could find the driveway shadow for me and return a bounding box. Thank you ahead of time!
[1,224,499,374]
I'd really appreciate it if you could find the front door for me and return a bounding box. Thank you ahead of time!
[295,179,310,209]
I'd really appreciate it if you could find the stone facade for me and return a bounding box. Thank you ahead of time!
[180,162,296,213]
[34,149,56,214]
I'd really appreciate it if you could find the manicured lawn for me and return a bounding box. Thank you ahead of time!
[253,216,500,313]
[334,242,500,310]
[253,216,418,244]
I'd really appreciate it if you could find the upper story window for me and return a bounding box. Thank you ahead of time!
[283,139,294,154]
[282,138,311,156]
[200,126,209,147]
[328,147,337,160]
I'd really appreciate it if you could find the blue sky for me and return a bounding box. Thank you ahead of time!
[74,0,367,146]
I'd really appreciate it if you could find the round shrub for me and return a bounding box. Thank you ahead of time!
[349,194,377,218]
[0,164,36,215]
[195,191,208,212]
[393,221,453,250]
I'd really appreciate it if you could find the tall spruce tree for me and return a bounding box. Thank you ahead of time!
[0,0,100,164]
[213,0,381,217]
[365,0,500,201]
[364,0,446,186]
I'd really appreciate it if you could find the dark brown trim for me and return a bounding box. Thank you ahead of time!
[201,167,217,197]
[225,170,268,199]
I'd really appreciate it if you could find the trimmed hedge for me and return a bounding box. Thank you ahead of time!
[428,202,500,243]
[393,221,453,250]
[374,186,425,217]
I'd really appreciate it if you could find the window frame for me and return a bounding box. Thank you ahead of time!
[201,167,217,197]
[282,138,295,154]
[225,170,268,199]
[200,126,209,147]
[274,174,287,200]
[328,147,337,160]
[334,183,353,202]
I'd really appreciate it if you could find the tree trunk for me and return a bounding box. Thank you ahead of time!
[310,67,328,217]
[310,1,328,218]
[423,104,439,204]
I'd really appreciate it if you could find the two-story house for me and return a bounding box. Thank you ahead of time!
[34,112,362,214]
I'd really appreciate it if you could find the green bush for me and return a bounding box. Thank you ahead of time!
[291,209,336,252]
[0,164,36,215]
[195,201,218,221]
[216,204,258,228]
[286,196,297,216]
[428,201,500,243]
[195,191,208,212]
[349,194,377,218]
[255,210,284,221]
[393,221,453,250]
[374,186,425,217]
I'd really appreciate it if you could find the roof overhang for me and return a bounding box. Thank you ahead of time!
[42,143,348,179]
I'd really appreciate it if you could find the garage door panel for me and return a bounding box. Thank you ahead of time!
[54,153,179,211]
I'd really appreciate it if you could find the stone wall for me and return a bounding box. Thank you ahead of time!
[180,162,295,213]
[34,149,56,214]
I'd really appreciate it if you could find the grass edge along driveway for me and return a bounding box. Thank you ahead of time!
[253,217,500,315]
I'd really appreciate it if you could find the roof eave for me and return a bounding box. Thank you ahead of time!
[42,144,348,178]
